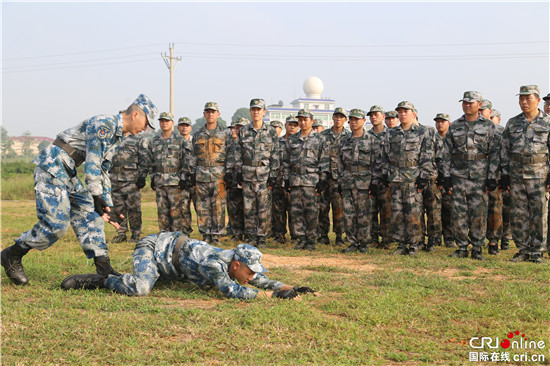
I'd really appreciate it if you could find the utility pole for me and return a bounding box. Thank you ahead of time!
[161,43,181,115]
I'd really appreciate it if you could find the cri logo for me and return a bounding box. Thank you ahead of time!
[501,331,526,349]
[469,331,530,349]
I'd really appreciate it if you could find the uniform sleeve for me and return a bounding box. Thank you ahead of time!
[187,133,198,177]
[283,138,290,180]
[318,137,330,179]
[381,132,390,180]
[500,123,511,177]
[199,262,259,300]
[269,129,280,179]
[84,120,110,197]
[232,130,242,175]
[138,135,150,179]
[487,124,500,180]
[442,129,453,178]
[419,129,436,180]
[225,130,235,173]
[249,273,285,291]
[371,135,383,183]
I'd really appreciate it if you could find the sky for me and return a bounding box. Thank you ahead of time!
[2,1,549,138]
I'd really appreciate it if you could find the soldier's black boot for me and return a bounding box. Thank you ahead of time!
[408,244,419,256]
[305,240,316,251]
[211,235,221,246]
[529,253,544,263]
[444,237,456,248]
[510,251,529,262]
[294,238,306,250]
[500,238,510,251]
[358,242,369,253]
[129,233,140,243]
[110,233,127,243]
[317,235,330,245]
[423,237,435,252]
[392,242,408,255]
[488,243,499,255]
[257,237,267,249]
[1,244,30,286]
[61,274,106,290]
[378,238,391,250]
[203,235,212,244]
[448,248,468,258]
[470,247,485,261]
[342,244,359,253]
[335,235,345,246]
[94,256,121,277]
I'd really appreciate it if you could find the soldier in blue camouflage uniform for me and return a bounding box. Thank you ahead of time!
[185,102,234,245]
[283,109,330,250]
[339,109,381,253]
[384,110,400,129]
[434,113,455,248]
[61,233,315,300]
[1,94,157,286]
[176,117,196,236]
[382,101,435,255]
[367,105,392,249]
[110,133,147,243]
[142,112,185,233]
[271,116,300,244]
[318,107,350,246]
[442,91,500,260]
[226,117,249,241]
[500,85,550,263]
[233,99,280,248]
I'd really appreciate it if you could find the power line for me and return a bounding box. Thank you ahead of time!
[2,57,159,73]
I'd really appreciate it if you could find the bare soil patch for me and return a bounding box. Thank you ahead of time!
[262,253,379,272]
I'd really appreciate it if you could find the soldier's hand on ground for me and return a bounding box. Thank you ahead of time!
[415,176,428,192]
[442,176,453,194]
[293,286,318,296]
[223,172,233,188]
[498,175,510,192]
[267,177,276,190]
[92,195,109,216]
[178,179,186,192]
[150,177,156,191]
[485,178,498,192]
[272,289,300,300]
[136,176,146,190]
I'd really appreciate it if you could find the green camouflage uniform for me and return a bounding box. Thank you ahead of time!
[436,133,454,246]
[501,104,550,259]
[486,124,505,245]
[421,126,443,247]
[271,135,294,241]
[180,137,195,235]
[283,130,329,248]
[109,133,146,239]
[226,136,244,239]
[144,130,185,232]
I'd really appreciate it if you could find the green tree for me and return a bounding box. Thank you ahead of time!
[38,140,51,152]
[21,130,33,162]
[1,126,15,158]
[231,107,251,123]
[192,117,227,134]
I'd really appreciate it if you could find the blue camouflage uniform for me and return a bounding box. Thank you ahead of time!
[105,232,285,299]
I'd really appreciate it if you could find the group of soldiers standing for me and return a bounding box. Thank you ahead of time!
[109,86,550,264]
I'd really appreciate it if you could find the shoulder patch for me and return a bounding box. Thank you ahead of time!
[97,125,112,140]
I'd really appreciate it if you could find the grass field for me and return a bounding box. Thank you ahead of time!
[1,189,550,365]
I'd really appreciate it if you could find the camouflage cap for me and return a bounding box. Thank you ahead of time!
[459,91,483,103]
[543,93,550,101]
[133,94,158,130]
[270,120,283,129]
[480,99,493,110]
[332,107,349,118]
[296,109,313,119]
[395,101,416,111]
[234,243,267,273]
[349,108,366,119]
[385,110,398,118]
[491,109,501,118]
[285,115,299,124]
[312,119,323,127]
[250,98,266,109]
[158,112,174,121]
[204,102,220,111]
[517,85,540,96]
[232,117,250,127]
[177,116,192,126]
[433,113,451,122]
[367,105,385,116]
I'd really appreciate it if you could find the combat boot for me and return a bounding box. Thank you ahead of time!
[488,243,499,255]
[423,237,435,252]
[377,238,391,250]
[274,234,286,244]
[510,252,529,262]
[304,241,316,251]
[358,243,369,253]
[129,233,140,243]
[294,238,306,250]
[471,247,485,261]
[500,239,510,251]
[342,244,358,253]
[317,235,330,245]
[211,235,221,246]
[448,249,468,258]
[408,244,419,256]
[434,236,443,246]
[94,256,121,277]
[1,244,30,286]
[61,274,106,290]
[257,237,267,249]
[529,253,543,263]
[392,243,409,256]
[110,233,127,243]
[203,235,212,244]
[335,235,345,246]
[444,238,456,248]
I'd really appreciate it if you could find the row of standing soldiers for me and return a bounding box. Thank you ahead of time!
[110,86,550,263]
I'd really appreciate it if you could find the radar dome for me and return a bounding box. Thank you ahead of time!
[303,76,324,98]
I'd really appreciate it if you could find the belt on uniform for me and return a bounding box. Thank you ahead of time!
[453,153,487,161]
[511,153,548,164]
[157,167,179,173]
[53,138,85,167]
[243,159,264,167]
[291,166,315,174]
[345,165,370,173]
[390,161,418,168]
[172,235,189,272]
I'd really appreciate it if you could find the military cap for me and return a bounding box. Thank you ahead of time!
[385,110,398,118]
[158,112,174,121]
[204,102,220,111]
[395,101,416,111]
[312,119,323,127]
[250,98,266,109]
[177,116,192,125]
[491,109,501,118]
[133,94,158,130]
[543,93,550,101]
[234,243,267,273]
[480,99,493,110]
[349,108,366,119]
[459,91,483,103]
[296,109,314,119]
[270,120,283,129]
[433,113,451,122]
[332,107,349,118]
[517,85,540,96]
[285,115,299,124]
[232,117,250,127]
[367,105,385,116]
